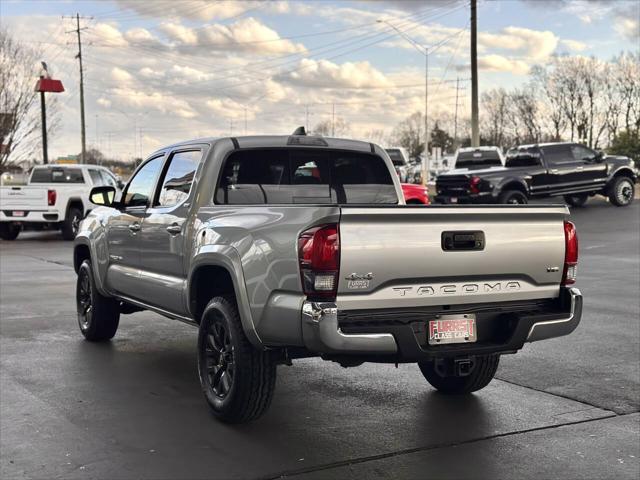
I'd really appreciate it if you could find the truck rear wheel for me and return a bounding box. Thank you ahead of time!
[608,176,635,207]
[564,193,589,207]
[499,190,527,205]
[62,206,82,240]
[418,355,500,394]
[197,296,277,423]
[76,260,120,341]
[0,223,20,241]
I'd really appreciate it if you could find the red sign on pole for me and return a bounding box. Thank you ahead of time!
[35,77,64,93]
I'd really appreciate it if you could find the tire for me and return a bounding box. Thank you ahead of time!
[62,206,82,240]
[0,223,20,240]
[76,259,120,341]
[498,190,528,205]
[197,296,277,424]
[608,176,635,207]
[564,193,589,207]
[418,355,500,394]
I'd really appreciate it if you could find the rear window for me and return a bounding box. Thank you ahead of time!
[455,151,502,169]
[30,168,85,183]
[385,149,406,166]
[216,149,397,205]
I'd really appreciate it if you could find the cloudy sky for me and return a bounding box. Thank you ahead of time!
[2,0,639,160]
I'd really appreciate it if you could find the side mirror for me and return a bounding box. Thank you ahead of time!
[595,151,604,162]
[90,186,116,206]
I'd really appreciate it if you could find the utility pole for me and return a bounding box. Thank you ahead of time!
[229,119,234,135]
[40,87,48,164]
[331,103,335,136]
[454,77,460,150]
[305,105,310,131]
[424,50,429,185]
[470,0,479,147]
[65,13,91,163]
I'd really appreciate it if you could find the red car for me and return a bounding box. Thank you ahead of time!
[401,183,430,205]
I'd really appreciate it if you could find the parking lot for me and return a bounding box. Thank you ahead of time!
[1,197,638,479]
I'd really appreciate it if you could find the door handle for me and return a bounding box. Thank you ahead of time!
[166,224,182,235]
[550,169,559,174]
[576,166,584,171]
[128,223,141,233]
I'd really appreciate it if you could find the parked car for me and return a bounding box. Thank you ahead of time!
[0,164,123,240]
[385,147,410,182]
[453,146,504,169]
[435,142,637,206]
[74,131,582,423]
[401,183,430,204]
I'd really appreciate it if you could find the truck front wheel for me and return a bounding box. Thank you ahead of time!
[0,223,20,241]
[608,176,635,207]
[76,259,120,341]
[197,296,277,423]
[418,355,500,394]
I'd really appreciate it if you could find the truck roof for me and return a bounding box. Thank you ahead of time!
[152,134,377,156]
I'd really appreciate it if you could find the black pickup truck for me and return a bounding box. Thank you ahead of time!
[435,142,637,207]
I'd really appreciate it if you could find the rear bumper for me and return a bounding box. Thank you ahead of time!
[1,210,62,223]
[300,287,582,360]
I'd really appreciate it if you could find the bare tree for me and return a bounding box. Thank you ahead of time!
[389,111,424,158]
[0,29,50,171]
[480,88,510,148]
[312,117,351,137]
[361,128,388,146]
[615,52,640,134]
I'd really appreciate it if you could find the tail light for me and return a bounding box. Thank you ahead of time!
[469,176,481,194]
[562,221,578,285]
[47,189,57,206]
[298,224,339,299]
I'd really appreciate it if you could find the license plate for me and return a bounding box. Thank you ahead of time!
[450,197,458,203]
[12,211,25,217]
[428,315,476,345]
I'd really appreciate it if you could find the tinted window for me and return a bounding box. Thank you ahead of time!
[31,168,84,183]
[216,149,396,205]
[123,156,163,208]
[571,144,595,162]
[88,169,103,185]
[456,150,502,168]
[100,170,117,188]
[542,145,574,165]
[157,150,201,207]
[385,149,406,166]
[505,147,542,167]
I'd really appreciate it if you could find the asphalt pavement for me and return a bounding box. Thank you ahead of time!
[1,196,638,479]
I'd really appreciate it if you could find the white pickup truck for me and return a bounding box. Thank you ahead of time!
[0,164,122,241]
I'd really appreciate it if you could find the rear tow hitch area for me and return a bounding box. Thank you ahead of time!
[434,357,476,377]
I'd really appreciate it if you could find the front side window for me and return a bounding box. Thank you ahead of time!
[542,145,574,165]
[88,169,103,186]
[31,168,85,183]
[123,156,163,208]
[157,150,201,207]
[99,170,117,188]
[216,149,396,205]
[571,145,595,162]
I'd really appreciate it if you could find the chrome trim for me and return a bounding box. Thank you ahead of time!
[301,301,397,354]
[526,287,582,342]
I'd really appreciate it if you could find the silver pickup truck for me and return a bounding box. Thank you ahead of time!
[74,131,582,423]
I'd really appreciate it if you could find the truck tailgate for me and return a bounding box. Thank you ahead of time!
[337,205,568,310]
[0,187,47,209]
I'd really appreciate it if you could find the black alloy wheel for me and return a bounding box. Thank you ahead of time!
[202,313,235,399]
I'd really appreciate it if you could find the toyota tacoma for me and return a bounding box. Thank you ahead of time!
[74,131,582,423]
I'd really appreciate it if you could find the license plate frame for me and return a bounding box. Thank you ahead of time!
[12,210,25,217]
[428,314,477,345]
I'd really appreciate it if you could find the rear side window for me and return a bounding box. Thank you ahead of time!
[31,168,84,183]
[506,147,542,167]
[216,149,397,205]
[156,150,201,207]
